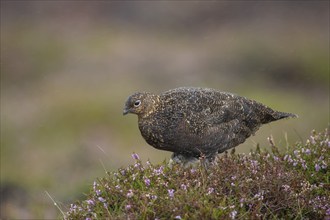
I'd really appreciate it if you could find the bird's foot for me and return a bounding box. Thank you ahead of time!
[168,153,200,168]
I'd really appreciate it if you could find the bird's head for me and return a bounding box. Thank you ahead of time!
[123,92,159,118]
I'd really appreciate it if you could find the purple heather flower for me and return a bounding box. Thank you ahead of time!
[175,216,182,219]
[69,204,77,213]
[249,160,259,174]
[98,197,106,203]
[302,162,308,170]
[93,182,101,196]
[207,187,214,195]
[132,153,140,160]
[168,189,175,198]
[86,218,92,220]
[154,166,164,175]
[86,199,95,206]
[163,181,169,187]
[321,161,327,169]
[120,169,126,176]
[144,178,151,186]
[240,198,245,207]
[125,204,131,210]
[250,160,258,167]
[315,163,321,172]
[310,136,316,145]
[326,208,330,216]
[181,184,187,191]
[254,191,264,201]
[134,163,141,168]
[127,189,134,198]
[305,149,311,155]
[229,210,238,219]
[282,184,291,192]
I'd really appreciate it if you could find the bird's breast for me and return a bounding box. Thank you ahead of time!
[138,118,166,146]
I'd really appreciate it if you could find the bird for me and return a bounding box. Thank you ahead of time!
[123,87,297,165]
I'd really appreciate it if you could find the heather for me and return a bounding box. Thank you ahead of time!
[65,129,329,219]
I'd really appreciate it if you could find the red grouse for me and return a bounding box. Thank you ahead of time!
[123,87,297,164]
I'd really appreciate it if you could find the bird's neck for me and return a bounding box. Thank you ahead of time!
[139,95,160,119]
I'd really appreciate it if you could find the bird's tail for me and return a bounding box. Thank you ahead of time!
[262,109,298,124]
[270,110,298,124]
[274,111,298,120]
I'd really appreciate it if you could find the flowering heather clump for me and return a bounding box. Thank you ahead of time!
[65,129,329,219]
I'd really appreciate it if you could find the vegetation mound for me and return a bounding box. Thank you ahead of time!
[65,129,329,219]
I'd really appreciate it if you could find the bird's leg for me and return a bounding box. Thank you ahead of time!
[199,153,216,170]
[168,152,199,168]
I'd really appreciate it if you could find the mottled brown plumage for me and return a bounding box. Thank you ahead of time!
[123,87,297,163]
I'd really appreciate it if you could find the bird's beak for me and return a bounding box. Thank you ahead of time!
[123,108,130,115]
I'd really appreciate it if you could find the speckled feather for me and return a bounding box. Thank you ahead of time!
[123,87,297,161]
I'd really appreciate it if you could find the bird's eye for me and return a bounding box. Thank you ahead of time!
[134,100,141,107]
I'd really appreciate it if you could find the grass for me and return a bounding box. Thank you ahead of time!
[63,129,329,220]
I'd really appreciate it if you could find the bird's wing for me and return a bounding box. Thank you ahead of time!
[158,92,262,157]
[172,98,257,156]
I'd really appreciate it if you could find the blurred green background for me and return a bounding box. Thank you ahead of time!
[1,1,329,219]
